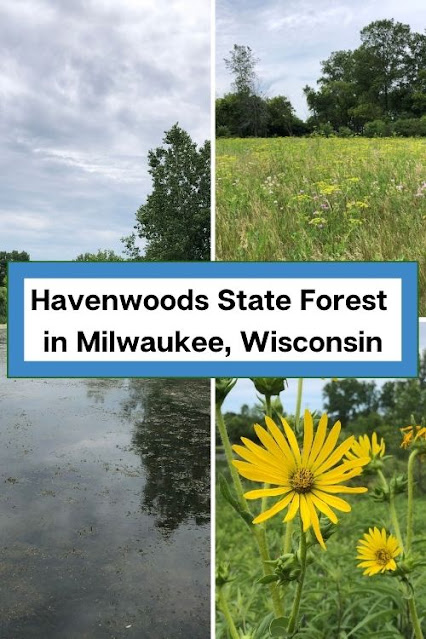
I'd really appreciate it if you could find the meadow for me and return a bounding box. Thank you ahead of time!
[216,463,426,638]
[216,137,426,313]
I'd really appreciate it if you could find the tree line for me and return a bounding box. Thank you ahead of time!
[217,19,426,138]
[220,357,426,462]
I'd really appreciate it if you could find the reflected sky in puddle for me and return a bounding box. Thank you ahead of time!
[0,328,210,638]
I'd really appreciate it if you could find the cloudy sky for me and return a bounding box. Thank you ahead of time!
[0,0,210,260]
[223,321,426,412]
[217,0,426,117]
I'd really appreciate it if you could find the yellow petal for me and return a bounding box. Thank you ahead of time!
[252,492,294,524]
[306,494,326,549]
[311,420,341,472]
[314,436,356,475]
[313,490,351,512]
[307,413,328,466]
[232,460,285,484]
[309,492,338,524]
[301,410,314,465]
[284,493,300,522]
[299,494,311,531]
[244,487,291,500]
[281,418,302,466]
[264,416,297,469]
[254,424,286,461]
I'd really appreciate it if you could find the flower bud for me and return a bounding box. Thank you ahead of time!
[250,377,287,396]
[215,378,237,407]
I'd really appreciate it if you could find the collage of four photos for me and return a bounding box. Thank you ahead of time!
[1,0,426,637]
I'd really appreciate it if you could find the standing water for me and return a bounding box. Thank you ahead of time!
[0,327,210,638]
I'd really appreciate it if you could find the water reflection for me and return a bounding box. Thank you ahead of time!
[123,379,210,533]
[0,328,210,638]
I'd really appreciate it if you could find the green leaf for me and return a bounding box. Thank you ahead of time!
[269,617,289,637]
[253,612,275,639]
[346,609,395,637]
[218,474,253,528]
[257,574,279,585]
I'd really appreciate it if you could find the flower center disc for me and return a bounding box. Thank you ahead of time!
[290,468,314,494]
[375,548,392,566]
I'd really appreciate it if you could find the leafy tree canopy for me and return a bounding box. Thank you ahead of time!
[123,124,210,261]
[75,249,124,262]
[0,250,30,287]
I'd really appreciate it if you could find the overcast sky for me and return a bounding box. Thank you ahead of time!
[223,321,426,412]
[216,0,426,118]
[0,0,210,260]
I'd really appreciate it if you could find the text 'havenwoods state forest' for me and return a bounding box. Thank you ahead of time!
[31,287,389,357]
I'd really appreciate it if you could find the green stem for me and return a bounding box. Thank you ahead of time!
[389,490,404,552]
[216,404,284,618]
[407,449,419,554]
[265,393,272,418]
[294,378,304,433]
[377,469,388,493]
[216,404,247,510]
[218,588,240,639]
[407,592,424,639]
[287,520,307,634]
[377,469,404,550]
[283,519,293,554]
[261,394,272,513]
[254,526,285,617]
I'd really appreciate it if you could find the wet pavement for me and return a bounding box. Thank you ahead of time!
[0,328,210,638]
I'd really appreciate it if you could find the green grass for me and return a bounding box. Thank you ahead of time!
[216,460,426,638]
[216,137,426,313]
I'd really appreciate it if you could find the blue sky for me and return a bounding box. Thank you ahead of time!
[0,0,210,260]
[223,321,426,412]
[216,0,426,117]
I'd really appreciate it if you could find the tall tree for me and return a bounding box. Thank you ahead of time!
[358,19,411,115]
[223,44,268,137]
[123,125,210,261]
[224,44,259,95]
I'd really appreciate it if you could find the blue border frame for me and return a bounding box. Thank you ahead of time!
[7,261,418,378]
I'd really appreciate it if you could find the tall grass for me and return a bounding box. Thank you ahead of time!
[216,137,426,313]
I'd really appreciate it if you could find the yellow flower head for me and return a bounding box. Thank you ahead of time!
[346,433,385,463]
[356,527,402,576]
[400,425,426,449]
[232,410,369,549]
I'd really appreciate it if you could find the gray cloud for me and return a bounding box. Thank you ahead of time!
[217,0,426,118]
[0,0,210,259]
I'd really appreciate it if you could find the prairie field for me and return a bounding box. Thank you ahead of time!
[216,137,426,313]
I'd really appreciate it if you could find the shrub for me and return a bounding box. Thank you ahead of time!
[337,126,352,137]
[364,119,392,137]
[216,125,231,138]
[393,118,426,137]
[318,122,334,137]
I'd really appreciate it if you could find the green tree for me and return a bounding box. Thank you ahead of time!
[0,250,30,287]
[323,379,378,426]
[222,45,268,137]
[75,249,124,261]
[224,44,259,95]
[123,124,210,261]
[358,19,412,115]
[266,95,297,136]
